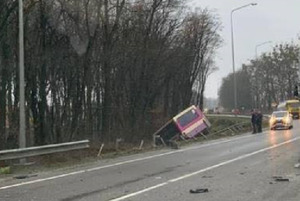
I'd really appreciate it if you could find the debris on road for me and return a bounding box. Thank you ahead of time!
[272,176,289,182]
[14,174,38,180]
[202,175,213,178]
[14,175,28,179]
[189,188,209,193]
[275,178,289,182]
[294,163,300,168]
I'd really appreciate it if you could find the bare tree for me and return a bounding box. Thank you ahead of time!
[220,42,300,112]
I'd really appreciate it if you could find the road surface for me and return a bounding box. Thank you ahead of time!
[1,121,300,201]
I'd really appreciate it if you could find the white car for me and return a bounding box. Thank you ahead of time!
[269,111,293,130]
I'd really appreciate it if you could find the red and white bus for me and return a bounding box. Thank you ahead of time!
[154,105,210,146]
[173,105,210,138]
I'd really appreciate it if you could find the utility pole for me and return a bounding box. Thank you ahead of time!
[19,0,26,159]
[231,3,257,111]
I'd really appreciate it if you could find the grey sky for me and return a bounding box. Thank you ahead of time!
[189,0,300,99]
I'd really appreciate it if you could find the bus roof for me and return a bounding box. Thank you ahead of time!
[278,99,299,105]
[286,99,300,103]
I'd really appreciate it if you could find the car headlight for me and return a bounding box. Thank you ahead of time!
[283,117,289,124]
[269,117,275,124]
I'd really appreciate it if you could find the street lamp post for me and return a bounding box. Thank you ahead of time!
[255,41,272,58]
[19,0,26,154]
[231,3,257,111]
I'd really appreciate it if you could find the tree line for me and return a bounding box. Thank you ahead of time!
[219,41,300,112]
[0,0,222,149]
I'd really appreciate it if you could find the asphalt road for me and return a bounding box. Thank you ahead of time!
[1,120,300,201]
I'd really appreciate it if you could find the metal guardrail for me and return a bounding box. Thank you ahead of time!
[206,114,251,119]
[0,140,89,161]
[207,113,270,119]
[206,114,270,137]
[208,121,251,137]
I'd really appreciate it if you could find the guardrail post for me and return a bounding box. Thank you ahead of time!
[97,143,105,157]
[152,135,156,148]
[139,140,144,150]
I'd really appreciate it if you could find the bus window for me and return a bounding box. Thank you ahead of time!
[177,109,200,128]
[173,105,209,138]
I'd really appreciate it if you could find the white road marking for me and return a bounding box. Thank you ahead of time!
[0,134,254,191]
[109,136,300,201]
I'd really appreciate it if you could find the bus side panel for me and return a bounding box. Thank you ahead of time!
[182,119,207,138]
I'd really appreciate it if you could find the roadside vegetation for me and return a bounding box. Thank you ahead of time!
[0,0,222,150]
[219,42,300,112]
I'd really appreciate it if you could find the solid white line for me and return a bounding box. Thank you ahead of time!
[0,134,253,191]
[109,136,300,201]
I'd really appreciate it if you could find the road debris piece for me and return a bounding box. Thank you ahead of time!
[272,176,289,182]
[202,175,213,178]
[294,163,300,168]
[275,178,289,182]
[190,188,209,193]
[14,175,28,179]
[14,174,38,180]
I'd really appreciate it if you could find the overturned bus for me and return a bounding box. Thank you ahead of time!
[153,105,211,146]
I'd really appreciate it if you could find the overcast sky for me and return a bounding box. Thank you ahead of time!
[189,0,300,99]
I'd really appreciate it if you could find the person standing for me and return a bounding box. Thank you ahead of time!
[251,109,257,134]
[256,110,263,133]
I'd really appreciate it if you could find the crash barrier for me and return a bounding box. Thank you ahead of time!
[206,114,251,119]
[0,140,89,161]
[208,121,251,137]
[207,114,270,118]
[205,114,269,137]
